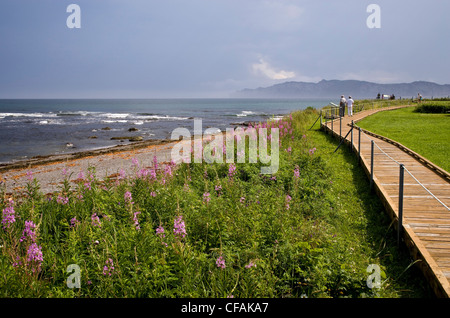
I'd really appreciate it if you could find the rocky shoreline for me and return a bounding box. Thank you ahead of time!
[0,137,180,195]
[0,137,175,173]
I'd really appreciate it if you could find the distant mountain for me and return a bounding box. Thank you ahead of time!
[234,80,450,99]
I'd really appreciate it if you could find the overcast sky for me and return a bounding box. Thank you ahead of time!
[1,0,449,98]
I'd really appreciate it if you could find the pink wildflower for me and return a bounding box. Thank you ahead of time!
[57,195,69,205]
[203,192,211,204]
[124,191,133,204]
[133,211,141,230]
[156,226,165,238]
[26,243,43,272]
[102,258,115,276]
[216,256,226,269]
[228,163,237,178]
[1,202,16,229]
[156,226,168,247]
[118,169,126,180]
[245,260,256,269]
[138,168,149,178]
[285,195,292,210]
[153,156,158,170]
[164,165,172,177]
[131,157,139,168]
[91,213,101,228]
[70,217,80,228]
[173,215,186,239]
[294,165,300,179]
[20,220,37,242]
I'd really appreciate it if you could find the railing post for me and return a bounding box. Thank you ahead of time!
[358,127,361,165]
[331,116,333,135]
[350,120,354,151]
[370,140,374,190]
[320,110,322,128]
[339,116,342,139]
[398,164,405,246]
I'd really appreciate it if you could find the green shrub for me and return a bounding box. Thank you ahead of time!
[414,101,450,113]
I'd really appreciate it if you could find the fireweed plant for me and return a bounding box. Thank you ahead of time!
[0,109,429,298]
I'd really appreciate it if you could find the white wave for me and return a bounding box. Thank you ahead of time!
[56,111,99,117]
[204,128,222,135]
[37,119,64,125]
[140,115,189,121]
[105,113,130,119]
[0,112,56,118]
[102,120,129,123]
[236,110,259,117]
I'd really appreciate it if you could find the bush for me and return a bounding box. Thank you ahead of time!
[414,101,450,113]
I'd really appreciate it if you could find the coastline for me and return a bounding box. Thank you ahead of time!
[0,117,271,196]
[0,138,175,173]
[0,137,180,195]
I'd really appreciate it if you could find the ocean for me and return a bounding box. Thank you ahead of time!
[0,98,330,164]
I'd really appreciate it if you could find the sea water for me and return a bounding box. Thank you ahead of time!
[0,98,330,164]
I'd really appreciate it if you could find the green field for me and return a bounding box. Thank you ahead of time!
[356,106,450,172]
[0,108,431,298]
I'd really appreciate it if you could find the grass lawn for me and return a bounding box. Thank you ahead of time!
[356,106,450,172]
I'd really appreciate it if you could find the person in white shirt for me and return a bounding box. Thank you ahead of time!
[347,96,354,117]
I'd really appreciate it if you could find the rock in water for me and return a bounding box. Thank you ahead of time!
[128,136,143,142]
[111,136,143,142]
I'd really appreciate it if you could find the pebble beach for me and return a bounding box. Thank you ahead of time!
[0,138,179,195]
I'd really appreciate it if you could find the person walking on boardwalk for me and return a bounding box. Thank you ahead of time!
[339,95,346,117]
[347,96,354,117]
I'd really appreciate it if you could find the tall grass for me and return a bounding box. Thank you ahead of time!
[0,108,430,298]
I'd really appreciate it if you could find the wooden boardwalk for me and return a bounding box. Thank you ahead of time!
[321,105,450,298]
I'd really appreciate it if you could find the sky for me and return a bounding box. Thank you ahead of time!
[0,0,449,98]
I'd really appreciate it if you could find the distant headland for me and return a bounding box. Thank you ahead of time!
[234,79,450,99]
